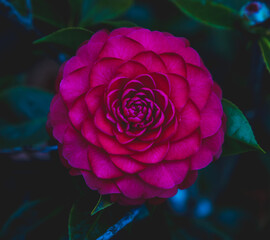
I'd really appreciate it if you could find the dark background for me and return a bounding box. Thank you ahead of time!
[1,0,270,239]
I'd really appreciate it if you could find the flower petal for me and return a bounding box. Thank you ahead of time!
[178,170,198,189]
[116,60,148,79]
[160,53,187,78]
[200,92,223,138]
[85,85,105,115]
[90,58,123,88]
[190,146,213,170]
[99,35,144,60]
[88,146,123,179]
[68,95,89,129]
[172,100,200,141]
[81,118,101,147]
[167,73,189,111]
[62,127,91,170]
[131,142,169,164]
[132,51,166,72]
[139,160,189,189]
[60,67,90,107]
[166,130,201,160]
[98,133,133,155]
[111,155,146,174]
[94,107,114,136]
[81,171,120,194]
[48,95,70,143]
[186,64,213,110]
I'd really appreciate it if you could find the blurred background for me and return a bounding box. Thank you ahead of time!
[1,0,270,239]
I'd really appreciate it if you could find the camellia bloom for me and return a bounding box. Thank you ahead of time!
[47,27,226,205]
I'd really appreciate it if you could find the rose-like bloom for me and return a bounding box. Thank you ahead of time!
[47,27,226,205]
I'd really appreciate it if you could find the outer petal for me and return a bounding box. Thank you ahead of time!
[131,143,169,164]
[132,51,166,72]
[178,170,198,189]
[110,27,142,37]
[90,58,123,88]
[186,64,213,110]
[110,155,146,174]
[160,53,187,78]
[165,130,201,161]
[190,146,213,170]
[48,95,70,143]
[200,92,223,138]
[85,85,105,115]
[99,35,145,60]
[94,107,114,136]
[116,175,161,199]
[98,133,133,155]
[63,56,87,77]
[177,47,201,66]
[167,73,189,111]
[115,60,148,79]
[172,100,200,141]
[81,118,101,147]
[81,171,120,195]
[88,147,123,179]
[139,160,189,189]
[68,95,89,129]
[60,67,90,107]
[62,127,91,170]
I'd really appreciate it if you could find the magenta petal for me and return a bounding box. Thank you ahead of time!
[132,51,166,72]
[139,161,189,189]
[114,131,135,144]
[190,146,213,170]
[98,133,133,155]
[150,72,170,95]
[158,187,178,198]
[139,127,162,141]
[160,53,187,78]
[81,118,101,147]
[167,73,189,111]
[178,170,198,189]
[89,58,123,88]
[85,85,105,114]
[62,127,91,170]
[94,107,114,136]
[131,142,169,163]
[213,82,222,99]
[177,47,201,66]
[68,95,89,129]
[116,60,148,79]
[111,155,146,174]
[99,35,144,60]
[81,171,120,194]
[172,101,200,141]
[116,175,161,199]
[203,126,224,155]
[166,130,201,160]
[48,95,70,143]
[63,56,87,77]
[200,92,223,138]
[60,67,90,107]
[126,140,154,152]
[186,64,213,110]
[88,146,123,179]
[110,27,142,37]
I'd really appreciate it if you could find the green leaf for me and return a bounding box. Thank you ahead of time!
[68,197,148,240]
[222,98,264,155]
[170,0,239,29]
[80,0,133,27]
[259,37,270,73]
[34,27,93,53]
[91,195,114,216]
[0,199,65,239]
[0,87,53,149]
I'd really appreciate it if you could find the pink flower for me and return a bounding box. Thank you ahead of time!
[47,27,226,205]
